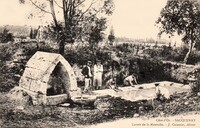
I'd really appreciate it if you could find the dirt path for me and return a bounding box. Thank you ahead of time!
[86,112,200,128]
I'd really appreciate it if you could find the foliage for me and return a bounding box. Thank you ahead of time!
[186,51,200,64]
[143,46,200,65]
[115,43,132,54]
[187,63,200,93]
[0,28,14,43]
[64,44,110,66]
[108,27,115,45]
[143,46,180,60]
[157,0,200,63]
[0,43,21,61]
[29,27,38,39]
[132,58,172,83]
[41,22,64,43]
[88,18,107,44]
[0,43,21,92]
[171,64,193,83]
[0,42,57,92]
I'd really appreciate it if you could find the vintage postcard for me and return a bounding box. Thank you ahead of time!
[0,0,200,128]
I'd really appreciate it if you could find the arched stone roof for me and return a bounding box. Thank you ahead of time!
[19,51,78,96]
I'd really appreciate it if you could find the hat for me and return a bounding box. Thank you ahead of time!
[87,61,92,64]
[96,59,101,62]
[155,83,160,87]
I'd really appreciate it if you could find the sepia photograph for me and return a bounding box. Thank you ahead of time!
[0,0,200,128]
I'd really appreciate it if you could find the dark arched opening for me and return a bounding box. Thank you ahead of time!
[47,62,70,96]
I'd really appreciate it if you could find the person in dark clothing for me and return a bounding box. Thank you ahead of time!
[81,61,93,92]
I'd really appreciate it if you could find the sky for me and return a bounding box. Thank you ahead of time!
[111,0,167,39]
[0,0,182,44]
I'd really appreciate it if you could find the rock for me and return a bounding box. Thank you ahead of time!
[193,96,199,101]
[14,74,21,78]
[157,104,164,110]
[15,106,24,110]
[138,87,144,89]
[94,97,112,110]
[73,96,96,106]
[8,87,32,106]
[149,114,154,118]
[189,97,194,100]
[139,106,144,111]
[160,112,165,116]
[133,113,140,117]
[183,96,187,100]
[133,107,138,110]
[60,103,70,107]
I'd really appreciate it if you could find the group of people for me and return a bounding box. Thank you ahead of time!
[81,60,104,92]
[81,60,138,93]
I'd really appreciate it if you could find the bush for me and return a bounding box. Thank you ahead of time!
[64,45,111,66]
[115,43,132,54]
[22,41,57,59]
[0,42,57,92]
[187,51,200,65]
[0,43,21,61]
[135,58,171,83]
[143,46,200,65]
[187,64,200,93]
[0,28,14,43]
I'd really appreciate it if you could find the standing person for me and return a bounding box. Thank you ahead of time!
[81,61,93,93]
[93,60,103,90]
[36,26,42,41]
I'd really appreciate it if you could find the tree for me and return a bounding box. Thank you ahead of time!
[156,0,200,63]
[108,27,115,45]
[30,28,34,39]
[88,17,107,63]
[19,0,114,55]
[0,28,14,43]
[89,18,107,44]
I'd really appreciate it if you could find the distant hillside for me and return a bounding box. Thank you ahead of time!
[0,25,33,37]
[115,37,169,45]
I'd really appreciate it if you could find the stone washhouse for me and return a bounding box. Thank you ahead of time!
[19,51,81,105]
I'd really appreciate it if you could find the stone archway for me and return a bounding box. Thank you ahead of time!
[47,62,69,96]
[19,51,81,105]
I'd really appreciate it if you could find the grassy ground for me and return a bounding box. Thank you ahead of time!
[0,91,199,128]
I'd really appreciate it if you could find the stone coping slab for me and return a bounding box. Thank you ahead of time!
[89,81,191,101]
